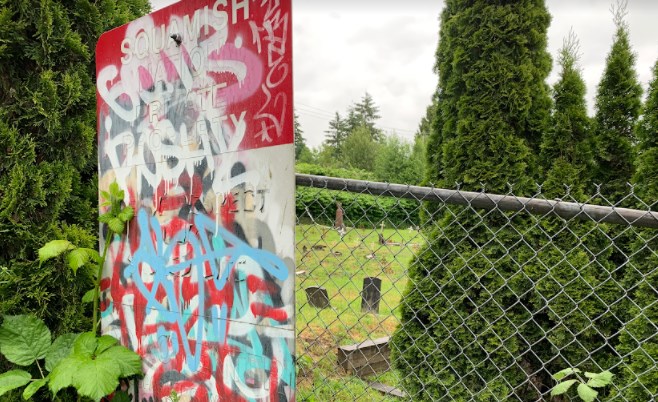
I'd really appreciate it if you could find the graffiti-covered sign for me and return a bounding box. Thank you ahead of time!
[96,0,294,400]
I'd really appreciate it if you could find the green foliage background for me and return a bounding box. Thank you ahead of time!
[296,164,420,228]
[0,1,149,400]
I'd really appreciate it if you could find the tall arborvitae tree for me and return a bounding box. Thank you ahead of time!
[592,1,642,201]
[632,59,658,201]
[424,2,452,188]
[534,32,621,386]
[408,102,434,185]
[392,1,552,399]
[617,58,658,400]
[0,0,149,341]
[540,31,593,199]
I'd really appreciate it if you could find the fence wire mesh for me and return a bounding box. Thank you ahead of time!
[294,174,658,401]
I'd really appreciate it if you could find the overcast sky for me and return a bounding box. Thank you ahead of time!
[151,1,658,149]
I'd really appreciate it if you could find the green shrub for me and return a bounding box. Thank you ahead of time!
[296,186,420,228]
[295,163,378,181]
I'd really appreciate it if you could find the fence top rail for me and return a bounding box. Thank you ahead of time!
[295,174,658,229]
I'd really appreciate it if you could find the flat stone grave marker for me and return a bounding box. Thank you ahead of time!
[305,286,330,309]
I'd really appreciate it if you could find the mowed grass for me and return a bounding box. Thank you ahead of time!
[294,222,425,401]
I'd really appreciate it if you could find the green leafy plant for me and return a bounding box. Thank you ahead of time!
[551,368,613,402]
[0,182,140,401]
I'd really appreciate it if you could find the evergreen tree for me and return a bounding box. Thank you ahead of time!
[0,0,149,342]
[592,1,642,201]
[540,31,593,199]
[346,92,383,141]
[293,111,310,161]
[323,111,348,158]
[632,59,658,201]
[322,93,383,163]
[392,0,553,399]
[617,58,658,400]
[532,33,621,388]
[409,132,428,185]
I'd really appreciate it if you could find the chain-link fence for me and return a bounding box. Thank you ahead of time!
[294,174,658,401]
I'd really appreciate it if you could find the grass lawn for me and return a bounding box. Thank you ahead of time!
[294,222,424,401]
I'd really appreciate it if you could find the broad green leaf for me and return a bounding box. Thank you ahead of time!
[577,383,598,402]
[0,315,51,366]
[95,335,118,355]
[72,332,97,358]
[22,377,47,400]
[51,335,142,401]
[100,345,142,378]
[550,379,577,396]
[585,370,613,387]
[552,367,581,381]
[118,206,134,223]
[38,240,75,264]
[98,213,112,223]
[67,248,99,273]
[73,355,122,401]
[108,217,124,234]
[108,182,120,197]
[45,333,78,372]
[0,370,31,396]
[82,289,97,304]
[48,355,79,396]
[100,190,111,203]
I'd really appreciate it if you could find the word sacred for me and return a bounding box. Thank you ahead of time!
[120,0,250,64]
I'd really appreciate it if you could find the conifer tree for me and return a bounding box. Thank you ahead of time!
[346,92,383,141]
[616,58,658,400]
[540,31,593,199]
[534,33,621,385]
[392,1,552,399]
[632,59,658,201]
[0,0,149,339]
[323,112,348,158]
[293,111,309,160]
[592,1,642,201]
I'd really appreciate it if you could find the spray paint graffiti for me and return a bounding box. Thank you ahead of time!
[96,0,294,400]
